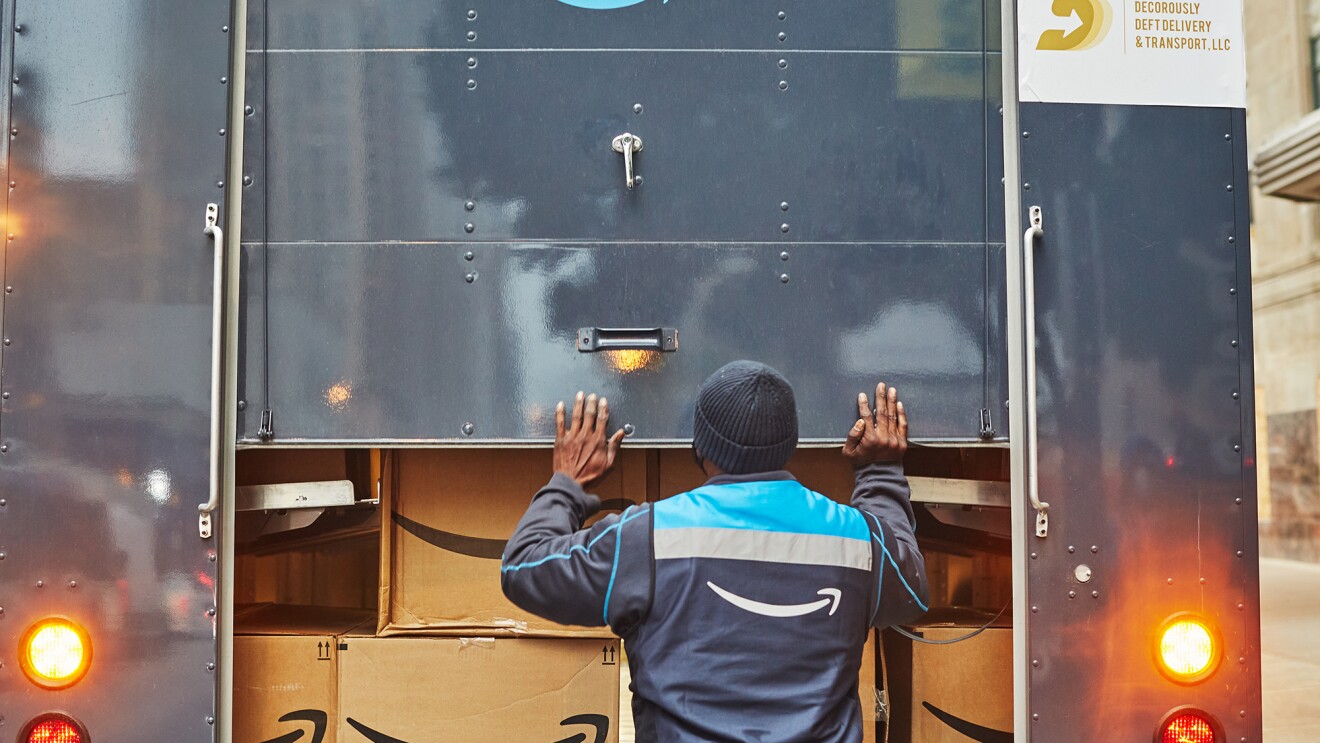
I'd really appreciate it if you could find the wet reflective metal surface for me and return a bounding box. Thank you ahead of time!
[240,0,1007,444]
[1,0,229,737]
[251,52,990,244]
[1019,103,1260,740]
[257,0,989,53]
[254,243,1001,442]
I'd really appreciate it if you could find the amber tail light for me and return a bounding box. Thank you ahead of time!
[19,618,92,690]
[1155,612,1221,684]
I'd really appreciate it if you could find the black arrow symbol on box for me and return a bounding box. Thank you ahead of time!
[392,499,636,560]
[348,714,608,743]
[554,714,609,743]
[391,511,506,559]
[922,702,1012,743]
[259,710,328,743]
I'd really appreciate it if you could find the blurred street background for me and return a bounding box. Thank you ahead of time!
[1244,0,1320,738]
[1261,560,1320,741]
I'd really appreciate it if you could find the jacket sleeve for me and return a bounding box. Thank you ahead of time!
[500,472,652,634]
[852,461,929,628]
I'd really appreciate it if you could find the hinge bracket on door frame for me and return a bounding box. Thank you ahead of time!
[258,408,274,440]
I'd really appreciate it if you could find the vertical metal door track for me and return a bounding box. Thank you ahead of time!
[219,0,249,737]
[999,0,1032,739]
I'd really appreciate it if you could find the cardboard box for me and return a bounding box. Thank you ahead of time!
[338,636,621,742]
[234,604,375,743]
[880,611,1012,743]
[380,449,648,636]
[237,535,379,610]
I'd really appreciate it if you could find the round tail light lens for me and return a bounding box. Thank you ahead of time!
[1155,613,1220,683]
[23,714,86,743]
[1157,707,1219,743]
[20,618,92,689]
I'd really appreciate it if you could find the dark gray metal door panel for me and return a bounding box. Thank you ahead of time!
[252,243,997,443]
[984,240,1008,438]
[252,50,990,244]
[240,48,266,246]
[258,0,985,53]
[1019,103,1259,741]
[241,0,1008,445]
[2,1,229,738]
[238,43,268,434]
[985,53,1005,243]
[238,244,267,440]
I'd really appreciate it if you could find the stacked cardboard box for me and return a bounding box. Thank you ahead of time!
[879,609,1013,743]
[370,447,647,739]
[337,635,620,741]
[235,604,620,742]
[378,448,648,636]
[234,604,373,743]
[238,449,634,741]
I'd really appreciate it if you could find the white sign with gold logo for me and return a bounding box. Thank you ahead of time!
[1018,0,1246,108]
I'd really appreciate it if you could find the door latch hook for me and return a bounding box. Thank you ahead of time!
[611,132,644,190]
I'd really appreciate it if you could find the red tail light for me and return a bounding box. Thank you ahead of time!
[23,714,86,743]
[1158,708,1218,743]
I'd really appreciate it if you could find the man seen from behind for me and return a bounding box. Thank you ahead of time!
[501,360,929,742]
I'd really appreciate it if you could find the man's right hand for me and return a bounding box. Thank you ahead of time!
[842,382,908,467]
[554,391,626,488]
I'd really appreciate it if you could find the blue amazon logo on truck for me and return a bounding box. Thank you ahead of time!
[557,0,667,8]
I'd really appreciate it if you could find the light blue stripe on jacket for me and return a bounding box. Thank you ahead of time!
[652,480,871,542]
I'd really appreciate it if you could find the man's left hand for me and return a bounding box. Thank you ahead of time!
[554,391,626,488]
[842,382,908,467]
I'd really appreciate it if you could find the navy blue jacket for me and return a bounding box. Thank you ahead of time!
[501,462,929,742]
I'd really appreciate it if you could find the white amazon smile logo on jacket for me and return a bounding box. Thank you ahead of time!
[706,581,842,618]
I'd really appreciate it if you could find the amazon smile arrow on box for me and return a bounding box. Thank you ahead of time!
[235,605,620,742]
[337,636,620,742]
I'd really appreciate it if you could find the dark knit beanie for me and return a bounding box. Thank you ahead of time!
[692,360,799,475]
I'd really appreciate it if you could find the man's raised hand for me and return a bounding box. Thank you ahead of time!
[842,382,908,467]
[554,392,627,488]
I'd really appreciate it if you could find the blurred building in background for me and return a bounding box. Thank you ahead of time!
[1246,0,1320,561]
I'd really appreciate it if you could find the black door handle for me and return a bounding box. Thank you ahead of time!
[577,327,678,352]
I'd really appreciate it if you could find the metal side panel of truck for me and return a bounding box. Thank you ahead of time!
[0,1,1261,742]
